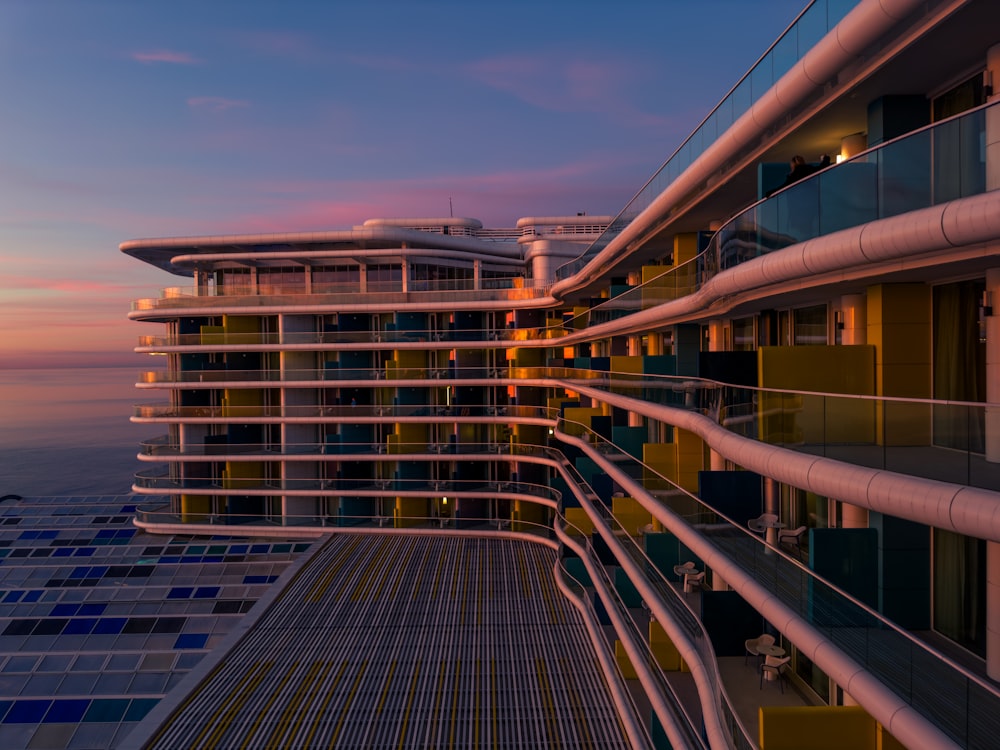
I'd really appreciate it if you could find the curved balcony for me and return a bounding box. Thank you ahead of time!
[132,402,557,423]
[132,472,561,501]
[138,438,557,460]
[554,419,1000,750]
[130,278,552,314]
[583,373,1000,494]
[137,366,605,388]
[556,0,859,281]
[136,325,568,350]
[582,97,996,325]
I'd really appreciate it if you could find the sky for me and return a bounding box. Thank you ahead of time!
[0,0,807,369]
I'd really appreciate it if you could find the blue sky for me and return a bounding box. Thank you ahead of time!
[0,0,806,367]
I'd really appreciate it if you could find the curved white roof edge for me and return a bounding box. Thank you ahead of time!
[361,217,483,228]
[166,245,526,269]
[563,380,1000,544]
[126,295,557,321]
[554,190,1000,342]
[550,0,929,297]
[558,428,962,750]
[120,225,524,274]
[515,215,616,228]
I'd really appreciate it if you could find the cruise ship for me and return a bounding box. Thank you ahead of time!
[112,0,1000,747]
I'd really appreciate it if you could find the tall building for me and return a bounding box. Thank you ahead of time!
[114,0,1000,747]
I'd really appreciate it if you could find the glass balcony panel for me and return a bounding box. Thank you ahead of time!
[817,153,878,234]
[770,29,798,81]
[795,1,828,53]
[876,127,932,218]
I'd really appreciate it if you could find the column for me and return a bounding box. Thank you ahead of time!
[707,320,726,352]
[839,293,866,346]
[989,541,1000,680]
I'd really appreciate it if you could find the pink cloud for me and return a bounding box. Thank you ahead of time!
[187,97,250,113]
[131,49,199,65]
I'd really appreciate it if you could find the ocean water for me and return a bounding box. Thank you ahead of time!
[0,366,152,496]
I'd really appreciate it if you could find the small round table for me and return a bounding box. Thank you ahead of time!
[759,645,786,680]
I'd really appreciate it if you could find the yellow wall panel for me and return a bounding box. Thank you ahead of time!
[564,507,595,537]
[394,497,428,528]
[648,621,683,671]
[612,496,652,534]
[609,356,643,374]
[563,407,602,436]
[758,346,876,444]
[759,706,876,750]
[180,495,211,520]
[614,641,637,679]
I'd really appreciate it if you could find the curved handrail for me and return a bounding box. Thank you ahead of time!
[555,420,996,750]
[554,0,855,282]
[568,96,996,323]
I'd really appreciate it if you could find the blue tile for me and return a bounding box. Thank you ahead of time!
[92,617,126,635]
[4,700,51,723]
[45,699,89,723]
[83,699,128,723]
[124,698,158,722]
[62,618,97,635]
[173,633,208,649]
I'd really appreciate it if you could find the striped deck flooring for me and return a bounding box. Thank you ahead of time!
[141,535,632,749]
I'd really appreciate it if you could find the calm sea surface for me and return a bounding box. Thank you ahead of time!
[0,367,152,496]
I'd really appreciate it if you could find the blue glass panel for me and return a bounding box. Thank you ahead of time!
[52,548,73,557]
[62,618,97,635]
[124,698,158,722]
[38,530,58,540]
[17,531,39,540]
[159,556,181,564]
[69,567,90,579]
[21,591,41,602]
[77,603,106,616]
[72,548,95,557]
[167,587,194,600]
[92,617,126,635]
[173,633,208,649]
[203,556,224,563]
[0,702,11,722]
[3,591,24,603]
[45,699,89,723]
[193,587,219,599]
[229,545,249,554]
[83,699,129,723]
[250,544,269,554]
[4,700,51,723]
[50,604,79,617]
[95,530,116,540]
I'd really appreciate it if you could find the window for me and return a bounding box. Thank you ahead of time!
[793,305,827,345]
